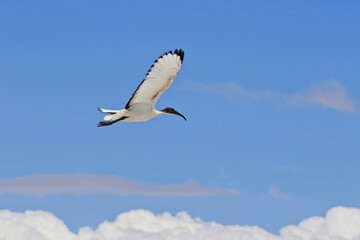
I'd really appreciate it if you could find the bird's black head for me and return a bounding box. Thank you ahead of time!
[161,107,187,121]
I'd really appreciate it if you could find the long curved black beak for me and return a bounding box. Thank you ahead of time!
[161,107,187,121]
[173,110,187,121]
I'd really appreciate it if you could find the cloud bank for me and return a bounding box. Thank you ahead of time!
[0,174,236,197]
[1,206,360,240]
[189,79,356,112]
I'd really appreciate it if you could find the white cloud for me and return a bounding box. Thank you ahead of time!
[0,174,237,197]
[280,206,360,240]
[0,210,77,240]
[78,210,278,240]
[188,80,356,112]
[1,206,360,240]
[289,80,356,112]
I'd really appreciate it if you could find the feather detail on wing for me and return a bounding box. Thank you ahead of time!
[125,49,184,109]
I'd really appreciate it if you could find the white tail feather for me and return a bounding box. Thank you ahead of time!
[102,110,128,122]
[104,115,113,121]
[98,108,120,114]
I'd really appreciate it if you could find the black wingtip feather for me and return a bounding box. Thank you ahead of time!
[97,121,113,127]
[162,49,184,62]
[174,49,184,62]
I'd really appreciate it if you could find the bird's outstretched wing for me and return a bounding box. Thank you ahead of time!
[125,49,184,109]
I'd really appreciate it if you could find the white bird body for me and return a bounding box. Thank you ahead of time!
[103,104,159,122]
[98,49,186,127]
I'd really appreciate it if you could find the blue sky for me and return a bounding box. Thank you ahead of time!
[1,0,360,234]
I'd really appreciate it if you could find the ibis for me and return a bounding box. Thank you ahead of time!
[97,49,186,127]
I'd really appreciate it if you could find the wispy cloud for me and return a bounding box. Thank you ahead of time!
[288,80,356,112]
[0,174,238,197]
[187,79,356,112]
[289,80,355,112]
[268,186,291,201]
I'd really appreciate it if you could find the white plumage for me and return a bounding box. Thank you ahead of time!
[97,49,186,127]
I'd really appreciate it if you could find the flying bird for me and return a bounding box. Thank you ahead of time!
[97,49,186,127]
